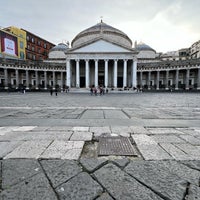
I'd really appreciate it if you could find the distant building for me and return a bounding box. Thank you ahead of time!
[21,29,55,61]
[0,21,200,91]
[190,40,200,59]
[0,26,55,61]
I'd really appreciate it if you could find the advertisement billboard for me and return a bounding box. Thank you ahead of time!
[0,30,18,57]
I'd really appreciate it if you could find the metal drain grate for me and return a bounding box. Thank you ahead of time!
[98,137,136,156]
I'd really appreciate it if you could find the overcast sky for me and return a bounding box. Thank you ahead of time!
[1,0,200,53]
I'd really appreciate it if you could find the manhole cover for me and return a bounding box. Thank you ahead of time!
[98,137,136,156]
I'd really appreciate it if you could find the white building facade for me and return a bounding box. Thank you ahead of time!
[64,21,137,89]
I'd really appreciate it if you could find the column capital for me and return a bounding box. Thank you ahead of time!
[104,59,109,62]
[75,59,80,62]
[114,59,118,62]
[123,59,128,62]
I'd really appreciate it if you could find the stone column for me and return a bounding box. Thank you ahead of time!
[165,70,169,90]
[15,69,19,89]
[104,59,108,88]
[35,70,39,90]
[197,67,200,90]
[85,59,89,88]
[175,69,179,90]
[95,59,98,87]
[140,71,143,90]
[61,71,63,91]
[66,59,71,88]
[132,58,137,89]
[156,70,160,90]
[114,59,118,88]
[147,71,151,90]
[123,59,127,88]
[185,69,190,90]
[52,71,56,89]
[76,59,80,88]
[4,68,8,89]
[25,70,29,90]
[44,71,47,90]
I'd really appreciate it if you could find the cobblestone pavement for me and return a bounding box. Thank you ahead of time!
[0,92,200,199]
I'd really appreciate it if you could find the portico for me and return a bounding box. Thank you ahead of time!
[66,56,137,89]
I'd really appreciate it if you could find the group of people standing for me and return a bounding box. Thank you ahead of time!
[90,85,108,96]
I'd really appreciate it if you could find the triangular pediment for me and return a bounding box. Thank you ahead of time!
[71,39,132,53]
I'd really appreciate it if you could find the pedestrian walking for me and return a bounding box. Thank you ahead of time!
[50,88,53,96]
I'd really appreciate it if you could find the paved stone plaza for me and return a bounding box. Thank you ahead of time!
[0,92,200,199]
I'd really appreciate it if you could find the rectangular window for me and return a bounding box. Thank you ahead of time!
[20,41,24,49]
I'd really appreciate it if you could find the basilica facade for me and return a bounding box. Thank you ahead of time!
[0,21,200,91]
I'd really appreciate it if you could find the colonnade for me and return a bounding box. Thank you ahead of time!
[2,68,65,90]
[138,67,200,90]
[1,61,200,91]
[66,58,137,88]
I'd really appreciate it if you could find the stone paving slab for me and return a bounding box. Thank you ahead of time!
[47,126,73,131]
[1,159,200,199]
[72,126,89,131]
[174,143,200,159]
[104,110,129,119]
[70,131,93,141]
[129,126,150,134]
[12,126,37,132]
[56,172,103,200]
[147,128,185,134]
[61,148,83,160]
[40,160,82,188]
[125,161,187,200]
[80,158,107,172]
[187,184,200,200]
[1,173,57,200]
[110,126,132,134]
[0,131,72,141]
[136,144,172,160]
[155,160,200,186]
[176,128,200,136]
[40,140,84,159]
[81,110,104,119]
[150,135,186,143]
[160,143,193,160]
[4,140,52,159]
[94,163,163,200]
[179,134,200,145]
[181,160,200,171]
[2,159,41,189]
[132,134,158,145]
[0,141,23,158]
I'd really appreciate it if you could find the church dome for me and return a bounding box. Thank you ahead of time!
[48,43,69,59]
[136,42,156,52]
[71,21,132,49]
[50,43,69,52]
[136,42,156,59]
